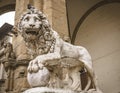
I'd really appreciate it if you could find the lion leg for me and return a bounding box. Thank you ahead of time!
[28,60,39,73]
[70,67,82,91]
[84,73,91,91]
[84,63,100,91]
[70,72,82,91]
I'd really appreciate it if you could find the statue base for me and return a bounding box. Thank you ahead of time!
[23,87,74,93]
[23,87,101,93]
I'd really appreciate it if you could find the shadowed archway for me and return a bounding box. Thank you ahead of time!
[70,0,120,44]
[0,0,15,15]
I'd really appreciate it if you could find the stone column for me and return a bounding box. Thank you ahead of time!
[52,0,69,38]
[42,0,69,38]
[33,0,43,11]
[15,0,29,25]
[43,0,53,26]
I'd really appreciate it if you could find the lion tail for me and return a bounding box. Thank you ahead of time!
[84,74,91,91]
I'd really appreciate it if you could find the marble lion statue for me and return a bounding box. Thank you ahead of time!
[17,5,102,93]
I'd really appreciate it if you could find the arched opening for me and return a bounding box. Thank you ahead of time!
[75,3,120,93]
[0,0,15,15]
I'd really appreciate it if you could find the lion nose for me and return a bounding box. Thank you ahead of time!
[29,24,35,27]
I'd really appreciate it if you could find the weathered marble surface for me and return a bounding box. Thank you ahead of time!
[18,5,103,93]
[27,58,84,90]
[23,87,74,93]
[23,87,102,93]
[27,67,50,87]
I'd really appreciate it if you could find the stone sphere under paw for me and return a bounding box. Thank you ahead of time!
[27,67,50,87]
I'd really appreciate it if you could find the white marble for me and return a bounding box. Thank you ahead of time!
[27,67,50,87]
[18,6,103,93]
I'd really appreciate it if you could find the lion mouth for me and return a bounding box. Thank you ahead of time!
[25,29,39,35]
[26,30,38,35]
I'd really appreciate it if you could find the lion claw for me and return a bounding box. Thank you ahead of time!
[27,59,45,73]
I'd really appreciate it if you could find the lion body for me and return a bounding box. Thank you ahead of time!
[18,7,102,92]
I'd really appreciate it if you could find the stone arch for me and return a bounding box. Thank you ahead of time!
[0,0,15,15]
[74,2,120,93]
[0,4,15,15]
[71,0,120,44]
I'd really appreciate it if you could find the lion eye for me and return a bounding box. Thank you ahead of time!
[34,17,40,22]
[24,17,29,21]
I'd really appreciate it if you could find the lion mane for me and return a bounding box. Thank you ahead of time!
[18,8,56,59]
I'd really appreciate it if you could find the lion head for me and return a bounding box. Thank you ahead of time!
[18,7,52,41]
[17,6,55,58]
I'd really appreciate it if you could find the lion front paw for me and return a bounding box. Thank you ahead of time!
[27,59,44,73]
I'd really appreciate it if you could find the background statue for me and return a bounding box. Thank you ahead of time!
[0,42,14,80]
[0,42,15,62]
[18,5,102,93]
[0,42,15,92]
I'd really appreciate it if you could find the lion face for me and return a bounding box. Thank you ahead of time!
[19,13,44,41]
[18,8,55,57]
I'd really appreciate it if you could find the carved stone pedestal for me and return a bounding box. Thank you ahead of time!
[25,58,102,93]
[12,60,30,93]
[23,87,74,93]
[23,88,101,93]
[27,58,85,93]
[1,59,30,93]
[3,59,15,93]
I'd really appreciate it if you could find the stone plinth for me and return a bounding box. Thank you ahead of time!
[23,87,74,93]
[23,87,101,93]
[13,60,30,93]
[1,59,30,93]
